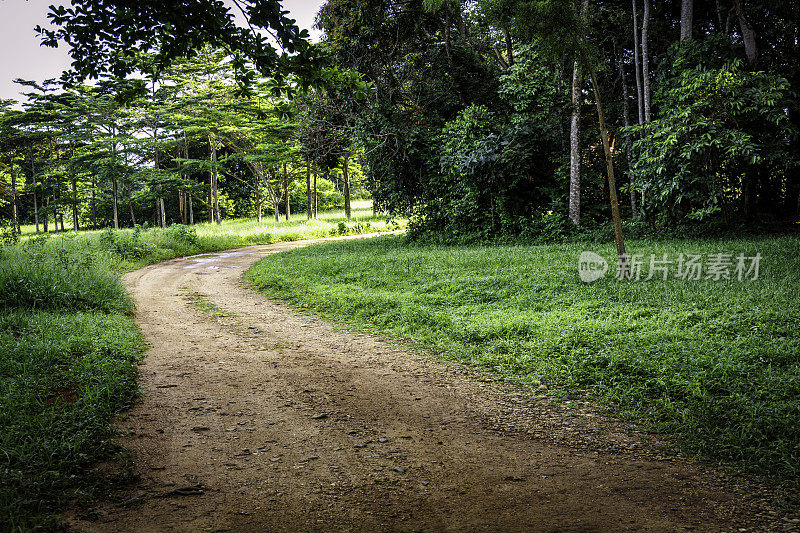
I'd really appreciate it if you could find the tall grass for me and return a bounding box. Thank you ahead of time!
[245,234,800,485]
[0,237,131,313]
[0,236,143,529]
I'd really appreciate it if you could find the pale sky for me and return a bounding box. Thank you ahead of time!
[0,0,326,104]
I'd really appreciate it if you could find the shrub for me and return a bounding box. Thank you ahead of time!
[0,220,20,245]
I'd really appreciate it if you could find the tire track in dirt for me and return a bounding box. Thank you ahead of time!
[70,233,788,532]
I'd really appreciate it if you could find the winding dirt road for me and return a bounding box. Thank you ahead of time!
[70,234,788,532]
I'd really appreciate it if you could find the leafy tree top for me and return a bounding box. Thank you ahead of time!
[35,0,322,89]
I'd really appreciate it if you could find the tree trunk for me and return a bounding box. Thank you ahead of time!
[128,182,136,226]
[733,0,757,64]
[209,134,221,224]
[71,176,80,231]
[342,156,352,219]
[91,176,96,229]
[589,67,627,271]
[680,0,694,41]
[154,133,166,228]
[569,60,583,226]
[306,160,312,220]
[11,164,19,231]
[618,55,638,219]
[188,193,194,226]
[33,187,39,233]
[283,162,290,221]
[632,0,644,125]
[568,0,589,226]
[503,26,514,67]
[313,173,318,218]
[641,0,652,123]
[44,195,49,233]
[112,178,119,229]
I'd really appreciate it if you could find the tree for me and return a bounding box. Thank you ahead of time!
[36,0,319,88]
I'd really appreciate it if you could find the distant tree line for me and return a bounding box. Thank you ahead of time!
[3,0,797,245]
[0,50,368,235]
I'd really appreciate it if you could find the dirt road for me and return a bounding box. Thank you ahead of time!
[71,234,788,532]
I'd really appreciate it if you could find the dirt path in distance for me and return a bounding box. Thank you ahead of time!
[70,233,791,532]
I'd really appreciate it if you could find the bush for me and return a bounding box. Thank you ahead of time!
[0,239,131,313]
[163,224,199,246]
[627,55,796,223]
[99,226,154,260]
[0,219,20,245]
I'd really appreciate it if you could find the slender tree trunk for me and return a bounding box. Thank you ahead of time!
[503,26,514,67]
[91,176,96,229]
[43,195,49,232]
[112,178,119,229]
[128,182,136,226]
[33,187,39,234]
[642,0,652,123]
[589,67,627,270]
[283,162,290,221]
[569,0,589,226]
[632,0,644,125]
[619,55,638,218]
[209,134,221,224]
[11,164,18,231]
[734,0,757,64]
[313,173,318,218]
[680,0,694,41]
[71,176,79,231]
[342,156,352,219]
[208,184,213,223]
[110,128,119,229]
[569,60,583,226]
[306,160,312,220]
[188,193,194,226]
[154,132,166,228]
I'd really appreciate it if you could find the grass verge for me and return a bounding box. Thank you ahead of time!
[0,236,144,530]
[244,234,800,485]
[0,202,403,529]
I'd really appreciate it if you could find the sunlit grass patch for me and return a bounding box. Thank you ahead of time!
[246,234,800,485]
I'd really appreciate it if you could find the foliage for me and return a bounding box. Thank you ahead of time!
[246,234,800,485]
[36,0,319,89]
[0,219,20,245]
[416,45,566,240]
[628,59,796,223]
[0,236,131,313]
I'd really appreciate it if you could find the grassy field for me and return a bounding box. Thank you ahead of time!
[0,202,403,529]
[245,234,800,485]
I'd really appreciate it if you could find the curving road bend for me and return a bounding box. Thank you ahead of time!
[69,233,781,532]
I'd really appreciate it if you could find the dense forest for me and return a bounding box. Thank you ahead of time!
[1,0,798,245]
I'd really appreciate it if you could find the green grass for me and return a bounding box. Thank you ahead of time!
[0,238,144,530]
[245,234,800,484]
[13,201,404,272]
[0,202,402,529]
